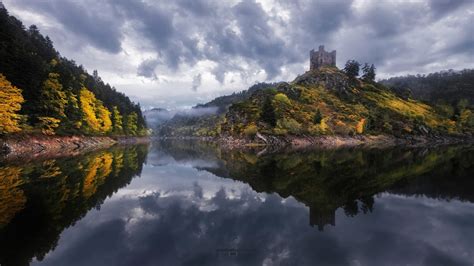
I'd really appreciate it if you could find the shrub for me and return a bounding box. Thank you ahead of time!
[274,93,291,105]
[356,118,366,134]
[37,117,61,135]
[243,124,258,137]
[278,118,302,135]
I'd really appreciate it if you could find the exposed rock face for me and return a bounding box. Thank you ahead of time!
[293,68,351,95]
[310,45,336,70]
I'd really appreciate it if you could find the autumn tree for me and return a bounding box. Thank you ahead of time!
[0,74,25,134]
[38,73,67,118]
[97,105,112,133]
[37,73,67,134]
[124,112,138,135]
[79,88,112,134]
[111,106,123,135]
[61,90,82,132]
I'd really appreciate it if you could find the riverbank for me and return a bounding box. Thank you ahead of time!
[0,134,150,161]
[218,133,474,149]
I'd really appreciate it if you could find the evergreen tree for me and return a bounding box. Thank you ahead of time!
[362,63,376,82]
[343,60,360,79]
[313,109,323,124]
[260,96,276,127]
[0,74,24,134]
[0,7,148,135]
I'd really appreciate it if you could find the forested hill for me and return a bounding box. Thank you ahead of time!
[380,69,474,106]
[158,65,474,138]
[0,6,147,136]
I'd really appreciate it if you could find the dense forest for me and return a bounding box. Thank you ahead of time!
[0,6,147,136]
[381,69,474,111]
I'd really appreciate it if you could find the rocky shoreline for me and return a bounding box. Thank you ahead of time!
[218,133,474,149]
[0,134,150,161]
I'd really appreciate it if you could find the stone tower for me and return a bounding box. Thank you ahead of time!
[310,45,336,70]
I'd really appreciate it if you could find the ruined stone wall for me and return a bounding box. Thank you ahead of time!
[310,45,336,70]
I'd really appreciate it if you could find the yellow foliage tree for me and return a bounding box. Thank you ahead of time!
[356,118,366,134]
[111,106,123,134]
[79,88,112,134]
[124,112,138,135]
[0,74,24,134]
[97,105,112,133]
[39,73,67,118]
[37,117,61,135]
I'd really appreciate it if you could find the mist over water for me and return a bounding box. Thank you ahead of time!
[1,141,473,266]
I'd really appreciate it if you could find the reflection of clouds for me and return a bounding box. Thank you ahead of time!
[35,177,474,266]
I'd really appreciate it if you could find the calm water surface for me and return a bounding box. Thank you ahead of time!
[1,141,474,266]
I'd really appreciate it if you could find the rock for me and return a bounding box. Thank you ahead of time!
[293,69,351,95]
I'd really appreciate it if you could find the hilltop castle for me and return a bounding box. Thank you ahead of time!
[310,45,336,70]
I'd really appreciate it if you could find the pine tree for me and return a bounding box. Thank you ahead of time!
[260,96,276,127]
[0,74,25,134]
[314,109,323,124]
[362,63,376,82]
[343,60,360,79]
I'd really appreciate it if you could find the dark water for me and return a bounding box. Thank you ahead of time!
[1,141,474,266]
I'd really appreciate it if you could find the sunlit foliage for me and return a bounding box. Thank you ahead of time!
[0,74,24,134]
[112,106,123,134]
[79,88,112,134]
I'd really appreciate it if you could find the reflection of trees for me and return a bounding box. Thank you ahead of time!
[0,167,26,228]
[159,141,474,231]
[0,145,149,266]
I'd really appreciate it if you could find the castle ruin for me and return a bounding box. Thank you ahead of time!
[310,45,336,70]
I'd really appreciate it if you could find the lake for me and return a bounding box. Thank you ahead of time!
[1,140,474,266]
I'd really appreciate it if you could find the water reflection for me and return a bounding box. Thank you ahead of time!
[0,145,149,266]
[155,140,474,231]
[0,141,473,265]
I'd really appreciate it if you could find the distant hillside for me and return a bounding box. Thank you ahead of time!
[0,6,146,136]
[195,82,279,114]
[158,66,474,138]
[380,69,474,106]
[154,82,277,136]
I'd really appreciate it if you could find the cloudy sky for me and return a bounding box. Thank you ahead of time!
[3,0,474,109]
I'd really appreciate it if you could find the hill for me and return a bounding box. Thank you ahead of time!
[158,66,474,140]
[0,6,146,136]
[380,69,474,106]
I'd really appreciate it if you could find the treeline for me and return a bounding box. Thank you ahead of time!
[380,69,474,106]
[0,6,147,136]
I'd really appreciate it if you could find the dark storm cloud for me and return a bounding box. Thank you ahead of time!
[428,0,472,19]
[5,0,473,86]
[137,59,159,79]
[292,0,353,42]
[14,0,123,53]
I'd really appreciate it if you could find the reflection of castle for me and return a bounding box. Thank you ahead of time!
[309,206,336,231]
